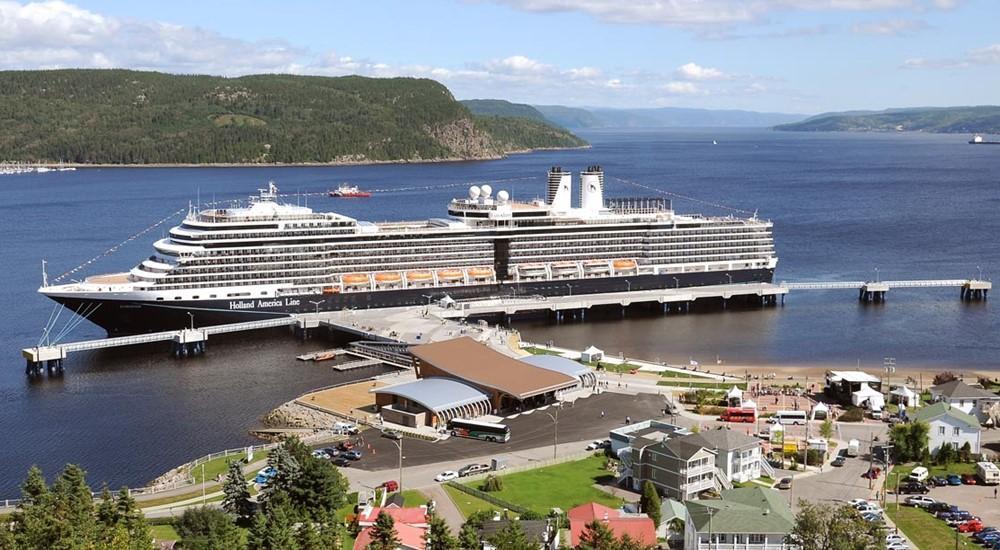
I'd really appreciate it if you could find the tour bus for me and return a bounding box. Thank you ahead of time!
[771,410,808,426]
[976,461,1000,485]
[446,418,511,443]
[721,407,757,423]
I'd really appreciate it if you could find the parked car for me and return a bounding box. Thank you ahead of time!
[886,534,906,545]
[928,502,956,513]
[904,495,935,508]
[832,456,846,467]
[338,441,356,451]
[381,429,402,440]
[848,498,869,507]
[908,466,929,482]
[434,471,459,482]
[947,514,977,527]
[332,457,351,467]
[458,463,491,477]
[585,440,603,451]
[861,512,883,523]
[321,447,340,458]
[334,421,360,435]
[862,467,881,479]
[343,450,363,460]
[886,543,909,550]
[856,504,882,515]
[254,466,277,485]
[898,481,930,495]
[962,473,978,485]
[380,480,399,492]
[958,519,985,533]
[946,474,963,486]
[930,475,948,487]
[775,477,793,490]
[311,449,330,460]
[974,530,1000,544]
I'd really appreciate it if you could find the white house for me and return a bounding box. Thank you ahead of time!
[912,402,981,455]
[688,428,770,484]
[929,380,1000,424]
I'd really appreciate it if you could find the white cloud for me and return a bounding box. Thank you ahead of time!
[674,62,727,80]
[902,43,1000,69]
[851,18,928,35]
[662,81,701,95]
[968,44,1000,65]
[605,78,623,89]
[490,0,959,28]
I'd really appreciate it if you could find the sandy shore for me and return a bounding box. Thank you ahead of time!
[697,362,998,391]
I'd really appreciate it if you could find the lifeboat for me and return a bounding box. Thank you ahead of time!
[322,286,340,295]
[374,272,402,284]
[551,262,579,274]
[467,267,495,279]
[406,270,434,284]
[341,273,370,287]
[612,259,638,271]
[582,260,611,274]
[437,269,465,282]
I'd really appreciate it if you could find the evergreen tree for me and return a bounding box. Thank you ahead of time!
[457,521,482,550]
[315,508,343,550]
[247,512,269,550]
[222,460,254,523]
[263,504,298,550]
[50,464,98,546]
[425,511,458,550]
[486,519,530,550]
[95,486,118,532]
[296,522,324,550]
[174,506,244,550]
[260,437,348,520]
[578,520,616,550]
[368,511,400,550]
[639,481,661,528]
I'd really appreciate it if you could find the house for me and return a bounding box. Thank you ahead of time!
[656,498,688,540]
[824,370,881,405]
[478,519,559,549]
[929,380,1000,424]
[688,429,769,485]
[631,435,719,501]
[912,401,981,455]
[567,502,656,547]
[354,522,426,550]
[354,504,430,550]
[683,487,796,550]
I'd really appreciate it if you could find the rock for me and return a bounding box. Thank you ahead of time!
[262,400,338,429]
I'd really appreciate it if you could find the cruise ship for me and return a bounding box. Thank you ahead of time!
[40,167,778,335]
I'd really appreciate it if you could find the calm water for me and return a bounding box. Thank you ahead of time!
[0,128,997,496]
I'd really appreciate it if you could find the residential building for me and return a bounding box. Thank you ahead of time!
[912,401,981,455]
[684,487,796,550]
[929,380,1000,424]
[354,504,430,550]
[609,419,691,455]
[688,429,768,485]
[479,519,559,549]
[567,502,656,547]
[631,435,719,501]
[824,370,881,404]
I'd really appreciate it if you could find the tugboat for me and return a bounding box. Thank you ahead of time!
[969,134,1000,145]
[328,183,372,198]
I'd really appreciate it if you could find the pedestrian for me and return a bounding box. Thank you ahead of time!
[601,410,605,418]
[995,487,998,499]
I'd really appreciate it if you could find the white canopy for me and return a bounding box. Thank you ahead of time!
[581,346,604,363]
[726,386,744,399]
[810,402,830,420]
[852,383,885,410]
[741,399,757,410]
[890,385,919,408]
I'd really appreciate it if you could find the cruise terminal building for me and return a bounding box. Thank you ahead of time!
[373,337,592,427]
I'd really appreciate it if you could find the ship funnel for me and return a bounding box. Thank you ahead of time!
[579,165,604,213]
[547,166,572,212]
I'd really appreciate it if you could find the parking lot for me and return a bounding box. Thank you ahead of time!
[920,482,1000,526]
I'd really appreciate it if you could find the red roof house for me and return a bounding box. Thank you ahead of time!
[567,502,656,546]
[354,522,427,550]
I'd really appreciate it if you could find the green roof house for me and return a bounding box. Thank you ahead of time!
[912,401,981,455]
[684,487,796,549]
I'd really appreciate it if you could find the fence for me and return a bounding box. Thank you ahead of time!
[445,482,530,515]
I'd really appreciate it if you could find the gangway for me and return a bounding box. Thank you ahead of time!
[780,279,990,302]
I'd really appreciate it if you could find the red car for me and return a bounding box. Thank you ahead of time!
[380,480,399,492]
[961,474,977,485]
[958,519,984,533]
[862,467,882,479]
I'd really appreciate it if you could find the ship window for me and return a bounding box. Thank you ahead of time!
[174,296,182,300]
[210,294,217,298]
[192,296,199,299]
[261,292,267,296]
[156,297,164,301]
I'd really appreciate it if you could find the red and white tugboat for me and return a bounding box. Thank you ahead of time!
[328,183,372,198]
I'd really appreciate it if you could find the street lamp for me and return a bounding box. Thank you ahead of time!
[309,300,323,315]
[566,283,572,297]
[186,311,195,330]
[672,277,680,289]
[874,267,880,283]
[388,438,404,492]
[543,402,560,460]
[625,279,631,292]
[726,273,733,285]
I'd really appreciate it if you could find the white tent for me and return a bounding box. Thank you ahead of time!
[726,386,744,407]
[810,402,830,421]
[741,399,757,411]
[581,345,604,363]
[890,386,919,408]
[852,383,885,411]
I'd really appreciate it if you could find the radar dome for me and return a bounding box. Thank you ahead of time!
[480,184,493,198]
[468,186,481,200]
[497,190,510,202]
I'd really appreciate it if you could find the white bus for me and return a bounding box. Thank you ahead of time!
[771,410,808,426]
[976,462,1000,485]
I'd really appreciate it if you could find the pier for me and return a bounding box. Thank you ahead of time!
[780,279,990,303]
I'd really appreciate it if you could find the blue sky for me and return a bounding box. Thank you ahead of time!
[1,0,998,113]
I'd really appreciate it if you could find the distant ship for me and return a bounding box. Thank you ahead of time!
[40,168,777,336]
[328,183,372,198]
[969,134,1000,145]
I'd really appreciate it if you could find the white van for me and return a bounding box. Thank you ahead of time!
[847,439,860,457]
[907,466,929,483]
[976,462,1000,485]
[773,410,808,426]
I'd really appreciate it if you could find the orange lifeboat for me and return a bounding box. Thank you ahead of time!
[437,269,465,282]
[613,259,637,271]
[406,270,434,283]
[467,267,495,279]
[342,273,370,286]
[374,272,402,284]
[322,286,340,295]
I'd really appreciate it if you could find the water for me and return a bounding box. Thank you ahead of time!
[0,128,997,496]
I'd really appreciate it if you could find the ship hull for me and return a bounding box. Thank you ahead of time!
[48,268,774,336]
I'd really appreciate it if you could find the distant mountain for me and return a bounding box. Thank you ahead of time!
[534,105,807,129]
[0,70,587,164]
[460,99,548,122]
[774,106,1000,134]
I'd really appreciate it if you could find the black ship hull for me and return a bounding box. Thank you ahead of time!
[49,268,775,336]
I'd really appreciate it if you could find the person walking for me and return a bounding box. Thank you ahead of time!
[601,410,605,418]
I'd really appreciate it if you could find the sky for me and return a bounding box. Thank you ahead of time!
[0,0,998,114]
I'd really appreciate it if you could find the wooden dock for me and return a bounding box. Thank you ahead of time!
[331,358,383,371]
[296,348,347,361]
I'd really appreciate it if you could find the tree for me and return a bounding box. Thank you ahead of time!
[174,506,244,550]
[820,418,834,440]
[935,443,955,466]
[639,481,662,528]
[578,520,616,550]
[933,371,958,386]
[261,437,349,521]
[426,511,458,550]
[486,519,530,550]
[222,460,254,523]
[368,511,400,550]
[482,474,503,492]
[457,521,481,550]
[959,441,973,463]
[889,421,930,463]
[667,518,685,539]
[788,502,884,550]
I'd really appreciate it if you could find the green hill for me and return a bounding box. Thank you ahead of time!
[0,69,586,164]
[461,99,549,122]
[774,106,1000,133]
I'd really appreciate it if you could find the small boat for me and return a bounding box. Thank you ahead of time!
[329,183,372,198]
[467,266,495,279]
[612,259,637,271]
[312,351,339,362]
[322,285,339,295]
[341,273,370,287]
[406,270,434,283]
[582,260,611,273]
[516,264,546,278]
[374,272,402,285]
[551,261,579,274]
[437,269,465,282]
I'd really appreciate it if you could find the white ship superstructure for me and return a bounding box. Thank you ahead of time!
[40,168,777,335]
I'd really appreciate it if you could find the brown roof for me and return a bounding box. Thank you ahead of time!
[410,337,577,400]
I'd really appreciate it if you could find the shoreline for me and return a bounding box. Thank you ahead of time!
[3,144,592,170]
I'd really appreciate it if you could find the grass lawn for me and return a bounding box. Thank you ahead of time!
[523,347,562,356]
[191,453,247,484]
[891,462,977,482]
[443,484,499,518]
[150,524,180,542]
[657,380,747,390]
[461,455,622,515]
[885,503,964,549]
[400,489,429,507]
